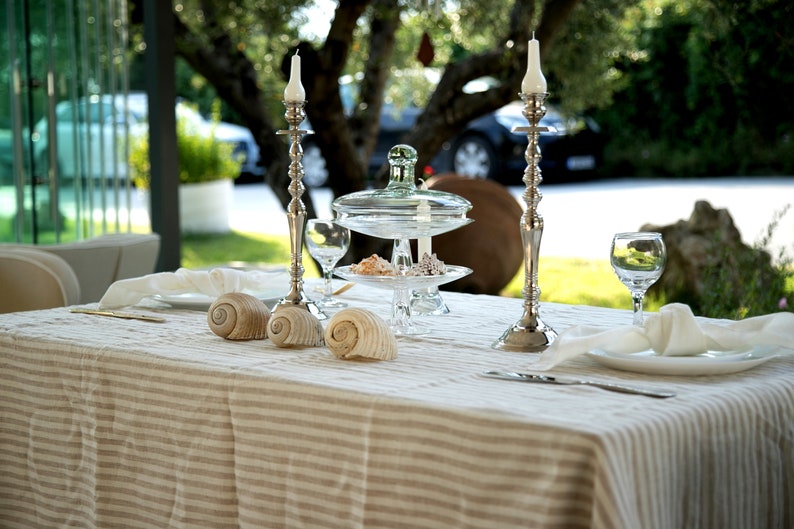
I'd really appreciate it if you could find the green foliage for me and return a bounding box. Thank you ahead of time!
[697,206,793,319]
[129,101,242,189]
[180,230,293,269]
[594,0,794,177]
[502,256,666,312]
[131,0,792,180]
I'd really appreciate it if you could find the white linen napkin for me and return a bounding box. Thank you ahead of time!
[530,303,794,370]
[99,267,284,309]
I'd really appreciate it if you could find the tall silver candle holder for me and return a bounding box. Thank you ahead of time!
[275,100,326,320]
[492,91,557,351]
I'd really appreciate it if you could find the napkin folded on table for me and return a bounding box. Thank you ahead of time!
[99,267,284,309]
[530,303,794,370]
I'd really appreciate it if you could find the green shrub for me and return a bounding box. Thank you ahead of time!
[130,100,242,189]
[698,206,793,319]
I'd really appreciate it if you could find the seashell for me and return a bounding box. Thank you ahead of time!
[268,306,325,348]
[207,292,270,340]
[324,308,397,361]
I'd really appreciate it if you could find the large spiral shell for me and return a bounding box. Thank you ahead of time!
[207,292,270,340]
[267,306,325,348]
[324,308,397,361]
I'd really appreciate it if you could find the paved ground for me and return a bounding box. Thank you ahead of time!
[18,176,786,260]
[231,176,794,261]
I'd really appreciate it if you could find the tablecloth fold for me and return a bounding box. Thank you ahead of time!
[531,303,794,370]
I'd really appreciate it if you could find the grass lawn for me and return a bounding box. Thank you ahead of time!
[181,229,662,311]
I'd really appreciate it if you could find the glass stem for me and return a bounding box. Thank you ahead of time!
[392,285,411,329]
[323,267,334,299]
[632,290,645,326]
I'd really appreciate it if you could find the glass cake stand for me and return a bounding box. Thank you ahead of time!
[332,144,473,335]
[334,264,471,335]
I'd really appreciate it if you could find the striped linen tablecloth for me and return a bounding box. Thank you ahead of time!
[1,281,792,529]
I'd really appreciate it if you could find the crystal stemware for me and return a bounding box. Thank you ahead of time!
[305,219,351,309]
[610,232,666,326]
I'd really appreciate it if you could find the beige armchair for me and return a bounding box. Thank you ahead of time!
[1,232,161,306]
[0,247,81,313]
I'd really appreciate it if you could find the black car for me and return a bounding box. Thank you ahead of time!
[301,100,603,187]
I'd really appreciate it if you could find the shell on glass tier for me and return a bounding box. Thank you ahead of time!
[268,306,325,348]
[207,292,270,340]
[324,308,398,361]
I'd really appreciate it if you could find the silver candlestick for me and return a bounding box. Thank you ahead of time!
[492,92,557,351]
[275,100,326,320]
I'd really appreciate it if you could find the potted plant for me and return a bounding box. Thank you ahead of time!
[130,101,243,233]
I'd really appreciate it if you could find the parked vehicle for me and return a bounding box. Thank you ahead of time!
[442,101,603,183]
[301,100,603,188]
[30,93,262,182]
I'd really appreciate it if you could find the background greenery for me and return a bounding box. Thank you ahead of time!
[177,230,660,312]
[176,229,791,319]
[137,0,792,180]
[592,0,794,178]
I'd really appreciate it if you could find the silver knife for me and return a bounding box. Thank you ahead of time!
[481,370,676,399]
[70,308,166,323]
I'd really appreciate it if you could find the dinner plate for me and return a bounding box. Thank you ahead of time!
[152,289,286,311]
[586,346,778,376]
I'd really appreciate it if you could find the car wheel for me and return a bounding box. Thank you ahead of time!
[451,135,497,180]
[301,141,329,188]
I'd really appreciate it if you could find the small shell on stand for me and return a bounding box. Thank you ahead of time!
[325,308,397,361]
[268,306,325,348]
[208,292,270,340]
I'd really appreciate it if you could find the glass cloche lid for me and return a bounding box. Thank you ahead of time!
[332,144,473,240]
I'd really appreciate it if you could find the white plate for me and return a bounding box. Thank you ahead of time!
[152,289,286,311]
[586,346,778,376]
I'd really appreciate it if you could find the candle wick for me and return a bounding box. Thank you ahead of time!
[294,50,300,57]
[532,31,535,40]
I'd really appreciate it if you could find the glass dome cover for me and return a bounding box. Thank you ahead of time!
[332,145,473,239]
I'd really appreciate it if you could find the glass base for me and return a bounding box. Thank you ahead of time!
[389,319,430,336]
[315,297,348,309]
[410,287,450,316]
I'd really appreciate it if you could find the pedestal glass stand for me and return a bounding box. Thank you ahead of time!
[333,145,472,335]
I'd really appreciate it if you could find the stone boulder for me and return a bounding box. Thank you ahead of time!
[641,200,777,315]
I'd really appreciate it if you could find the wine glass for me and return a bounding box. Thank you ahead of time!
[305,219,351,309]
[610,232,666,326]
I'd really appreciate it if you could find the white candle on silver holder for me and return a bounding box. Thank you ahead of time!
[284,51,306,102]
[521,33,547,94]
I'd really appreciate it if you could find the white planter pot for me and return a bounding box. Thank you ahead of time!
[178,179,233,234]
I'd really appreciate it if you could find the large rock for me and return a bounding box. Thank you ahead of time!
[641,200,777,315]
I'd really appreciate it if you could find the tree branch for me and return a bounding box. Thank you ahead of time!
[403,0,582,174]
[350,0,401,167]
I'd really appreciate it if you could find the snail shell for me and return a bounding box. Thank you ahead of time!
[324,308,397,361]
[207,292,270,340]
[268,306,325,348]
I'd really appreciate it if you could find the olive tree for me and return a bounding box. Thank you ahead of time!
[163,0,634,207]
